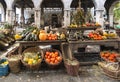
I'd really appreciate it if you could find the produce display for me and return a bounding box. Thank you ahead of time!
[0,24,13,35]
[100,51,118,62]
[67,26,118,41]
[14,26,39,41]
[69,22,101,28]
[44,50,62,65]
[14,26,66,41]
[0,34,15,48]
[0,24,15,49]
[88,32,103,40]
[23,52,42,65]
[103,31,117,39]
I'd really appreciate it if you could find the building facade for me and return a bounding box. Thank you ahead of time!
[0,0,119,28]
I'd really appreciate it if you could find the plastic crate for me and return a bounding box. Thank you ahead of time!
[0,59,9,76]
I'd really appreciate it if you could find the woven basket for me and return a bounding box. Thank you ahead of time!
[43,48,63,69]
[6,46,19,57]
[99,62,120,80]
[6,47,21,73]
[64,58,80,76]
[21,47,44,70]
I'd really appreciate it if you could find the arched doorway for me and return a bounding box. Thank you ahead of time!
[40,0,64,28]
[104,0,119,27]
[0,0,6,22]
[51,14,58,28]
[12,0,34,25]
[70,0,95,24]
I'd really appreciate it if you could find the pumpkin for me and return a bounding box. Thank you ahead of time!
[39,30,47,41]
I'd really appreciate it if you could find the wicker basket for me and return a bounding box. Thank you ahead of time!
[64,58,80,76]
[99,62,120,80]
[21,47,44,70]
[43,48,63,69]
[8,55,21,73]
[6,47,21,73]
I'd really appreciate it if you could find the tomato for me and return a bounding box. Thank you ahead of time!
[55,52,58,55]
[104,53,110,58]
[54,60,58,64]
[108,56,114,60]
[46,58,50,63]
[48,37,52,40]
[56,56,62,61]
[51,53,56,58]
[45,55,48,58]
[47,56,51,59]
[46,51,50,55]
[110,54,116,58]
[51,58,55,61]
[50,61,54,64]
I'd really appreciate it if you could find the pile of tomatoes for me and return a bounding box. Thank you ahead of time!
[100,51,118,62]
[45,51,62,65]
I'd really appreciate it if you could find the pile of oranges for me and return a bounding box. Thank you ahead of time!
[100,51,118,62]
[47,34,58,40]
[45,51,62,65]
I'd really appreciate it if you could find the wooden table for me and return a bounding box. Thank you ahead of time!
[67,39,120,65]
[68,39,120,52]
[16,40,66,54]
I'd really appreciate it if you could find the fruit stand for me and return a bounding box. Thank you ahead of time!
[0,24,120,78]
[16,40,66,54]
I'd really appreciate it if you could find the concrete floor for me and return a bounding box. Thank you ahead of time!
[0,65,119,82]
[0,43,119,82]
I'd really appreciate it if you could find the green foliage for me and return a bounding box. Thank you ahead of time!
[73,9,85,25]
[4,24,13,29]
[114,3,120,21]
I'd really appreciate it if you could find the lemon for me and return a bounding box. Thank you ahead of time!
[14,34,22,40]
[33,60,37,64]
[102,36,107,39]
[23,58,29,63]
[103,32,108,36]
[35,55,39,60]
[28,61,32,65]
[28,59,34,65]
[38,59,41,63]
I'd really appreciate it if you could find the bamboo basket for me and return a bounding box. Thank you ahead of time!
[21,47,44,70]
[43,48,63,69]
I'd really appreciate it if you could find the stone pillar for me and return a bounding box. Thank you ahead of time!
[20,7,25,26]
[34,8,41,28]
[109,13,114,27]
[6,9,14,24]
[4,13,6,22]
[96,10,104,27]
[62,0,73,27]
[63,9,71,27]
[5,0,14,24]
[32,0,43,28]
